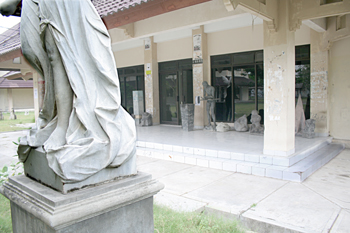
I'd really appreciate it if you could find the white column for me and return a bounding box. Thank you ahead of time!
[263,0,296,156]
[310,30,329,136]
[192,26,208,129]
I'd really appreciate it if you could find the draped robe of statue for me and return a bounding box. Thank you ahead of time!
[18,0,136,183]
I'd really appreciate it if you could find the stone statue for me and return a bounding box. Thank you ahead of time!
[295,94,306,135]
[302,119,316,139]
[141,112,153,126]
[202,81,216,131]
[9,108,16,120]
[249,110,264,134]
[1,0,136,183]
[234,114,248,132]
[216,122,230,132]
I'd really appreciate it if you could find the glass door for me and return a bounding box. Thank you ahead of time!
[178,69,193,124]
[213,67,233,122]
[160,72,179,124]
[233,66,256,121]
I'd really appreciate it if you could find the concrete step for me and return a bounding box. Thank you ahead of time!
[136,143,344,182]
[136,137,333,167]
[275,137,332,167]
[282,143,345,182]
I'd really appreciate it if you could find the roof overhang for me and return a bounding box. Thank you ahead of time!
[0,44,22,63]
[101,0,212,29]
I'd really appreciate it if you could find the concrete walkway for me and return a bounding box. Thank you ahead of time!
[1,130,349,233]
[138,151,350,233]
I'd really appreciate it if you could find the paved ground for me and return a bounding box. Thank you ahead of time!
[1,130,349,233]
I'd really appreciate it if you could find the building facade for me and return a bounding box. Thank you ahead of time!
[0,0,349,155]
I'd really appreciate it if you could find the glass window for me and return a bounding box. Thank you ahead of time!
[255,51,263,62]
[233,52,254,65]
[211,54,231,66]
[234,66,256,121]
[159,59,193,125]
[295,45,310,119]
[211,50,263,122]
[159,61,178,71]
[118,65,145,115]
[295,45,310,61]
[213,67,233,122]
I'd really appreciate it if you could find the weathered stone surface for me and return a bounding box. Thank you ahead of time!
[217,122,230,132]
[141,112,153,126]
[23,147,137,194]
[302,119,316,139]
[234,115,248,132]
[0,172,164,233]
[202,81,216,131]
[9,108,16,120]
[12,0,137,183]
[249,110,264,134]
[180,104,194,131]
[295,94,306,135]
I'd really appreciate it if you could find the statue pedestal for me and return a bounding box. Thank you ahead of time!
[180,104,194,131]
[0,172,163,233]
[24,147,137,194]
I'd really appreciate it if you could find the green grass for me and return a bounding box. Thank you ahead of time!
[154,204,246,233]
[0,199,246,233]
[0,194,12,233]
[0,112,35,133]
[235,101,264,119]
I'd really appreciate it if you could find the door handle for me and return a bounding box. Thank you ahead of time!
[177,96,179,102]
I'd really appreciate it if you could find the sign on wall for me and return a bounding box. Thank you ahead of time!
[193,34,203,64]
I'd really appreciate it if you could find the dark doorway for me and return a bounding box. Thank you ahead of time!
[159,59,193,125]
[117,65,145,115]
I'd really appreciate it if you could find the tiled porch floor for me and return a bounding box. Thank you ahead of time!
[136,125,330,156]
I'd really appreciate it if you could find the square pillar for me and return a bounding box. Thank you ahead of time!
[192,26,209,129]
[263,0,295,156]
[310,30,329,136]
[144,37,160,124]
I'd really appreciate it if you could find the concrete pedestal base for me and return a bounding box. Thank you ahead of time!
[180,104,194,131]
[24,147,137,194]
[0,172,164,233]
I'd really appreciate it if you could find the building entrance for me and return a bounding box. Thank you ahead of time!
[211,51,264,123]
[159,59,193,125]
[117,65,145,115]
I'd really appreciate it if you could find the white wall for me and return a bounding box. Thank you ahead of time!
[157,37,192,63]
[295,24,311,46]
[0,89,7,111]
[114,46,144,68]
[13,89,34,109]
[328,37,350,140]
[111,15,311,69]
[0,89,34,111]
[208,24,264,56]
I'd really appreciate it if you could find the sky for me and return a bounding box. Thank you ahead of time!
[0,15,21,34]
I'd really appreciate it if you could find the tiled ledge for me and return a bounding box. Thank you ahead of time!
[136,137,333,167]
[136,142,344,182]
